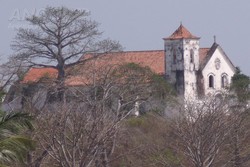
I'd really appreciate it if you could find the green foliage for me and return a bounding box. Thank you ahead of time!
[112,63,175,101]
[231,68,250,102]
[126,117,146,127]
[0,111,34,166]
[0,112,33,135]
[162,149,181,165]
[151,74,176,99]
[0,136,35,165]
[112,63,153,83]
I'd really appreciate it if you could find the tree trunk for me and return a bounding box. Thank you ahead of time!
[233,126,241,167]
[57,64,65,102]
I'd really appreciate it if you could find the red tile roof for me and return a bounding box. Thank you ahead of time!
[199,48,210,66]
[22,49,211,86]
[22,50,165,85]
[164,24,199,40]
[82,50,165,74]
[22,67,57,83]
[66,50,165,86]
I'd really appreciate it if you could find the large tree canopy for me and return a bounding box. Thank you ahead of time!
[11,6,122,82]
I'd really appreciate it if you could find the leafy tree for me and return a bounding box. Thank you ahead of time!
[231,67,250,103]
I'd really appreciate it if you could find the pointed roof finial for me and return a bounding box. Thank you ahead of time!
[213,35,216,43]
[180,21,182,26]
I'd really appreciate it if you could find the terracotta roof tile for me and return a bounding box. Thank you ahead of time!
[22,50,165,85]
[164,24,199,40]
[82,50,165,74]
[199,48,210,66]
[21,48,214,86]
[22,67,57,83]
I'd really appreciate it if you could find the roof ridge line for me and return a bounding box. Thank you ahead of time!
[121,49,164,53]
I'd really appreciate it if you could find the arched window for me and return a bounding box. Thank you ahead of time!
[221,74,228,88]
[190,49,194,63]
[209,75,214,88]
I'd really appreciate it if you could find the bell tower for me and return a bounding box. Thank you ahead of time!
[163,24,200,99]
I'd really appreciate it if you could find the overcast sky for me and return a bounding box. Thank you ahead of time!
[1,0,250,75]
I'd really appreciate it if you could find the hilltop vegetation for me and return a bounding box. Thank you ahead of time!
[0,6,250,167]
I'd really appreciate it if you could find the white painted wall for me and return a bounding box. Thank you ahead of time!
[202,47,235,95]
[183,39,199,99]
[165,37,235,99]
[165,39,183,83]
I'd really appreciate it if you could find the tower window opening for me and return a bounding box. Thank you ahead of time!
[173,49,177,64]
[209,75,214,88]
[190,49,194,63]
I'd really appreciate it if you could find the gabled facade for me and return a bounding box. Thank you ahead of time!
[201,43,235,96]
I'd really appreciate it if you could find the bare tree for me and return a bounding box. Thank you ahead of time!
[0,64,15,94]
[33,101,121,167]
[24,62,173,167]
[221,99,250,167]
[222,71,250,167]
[112,113,182,167]
[171,96,232,167]
[0,57,24,93]
[0,56,30,112]
[11,6,122,99]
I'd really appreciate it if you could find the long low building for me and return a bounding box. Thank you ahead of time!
[21,24,236,99]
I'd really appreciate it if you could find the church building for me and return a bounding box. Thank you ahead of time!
[164,24,236,99]
[21,24,236,100]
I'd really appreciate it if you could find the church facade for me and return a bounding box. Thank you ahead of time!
[164,24,236,99]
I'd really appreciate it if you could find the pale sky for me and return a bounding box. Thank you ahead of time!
[1,0,250,75]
